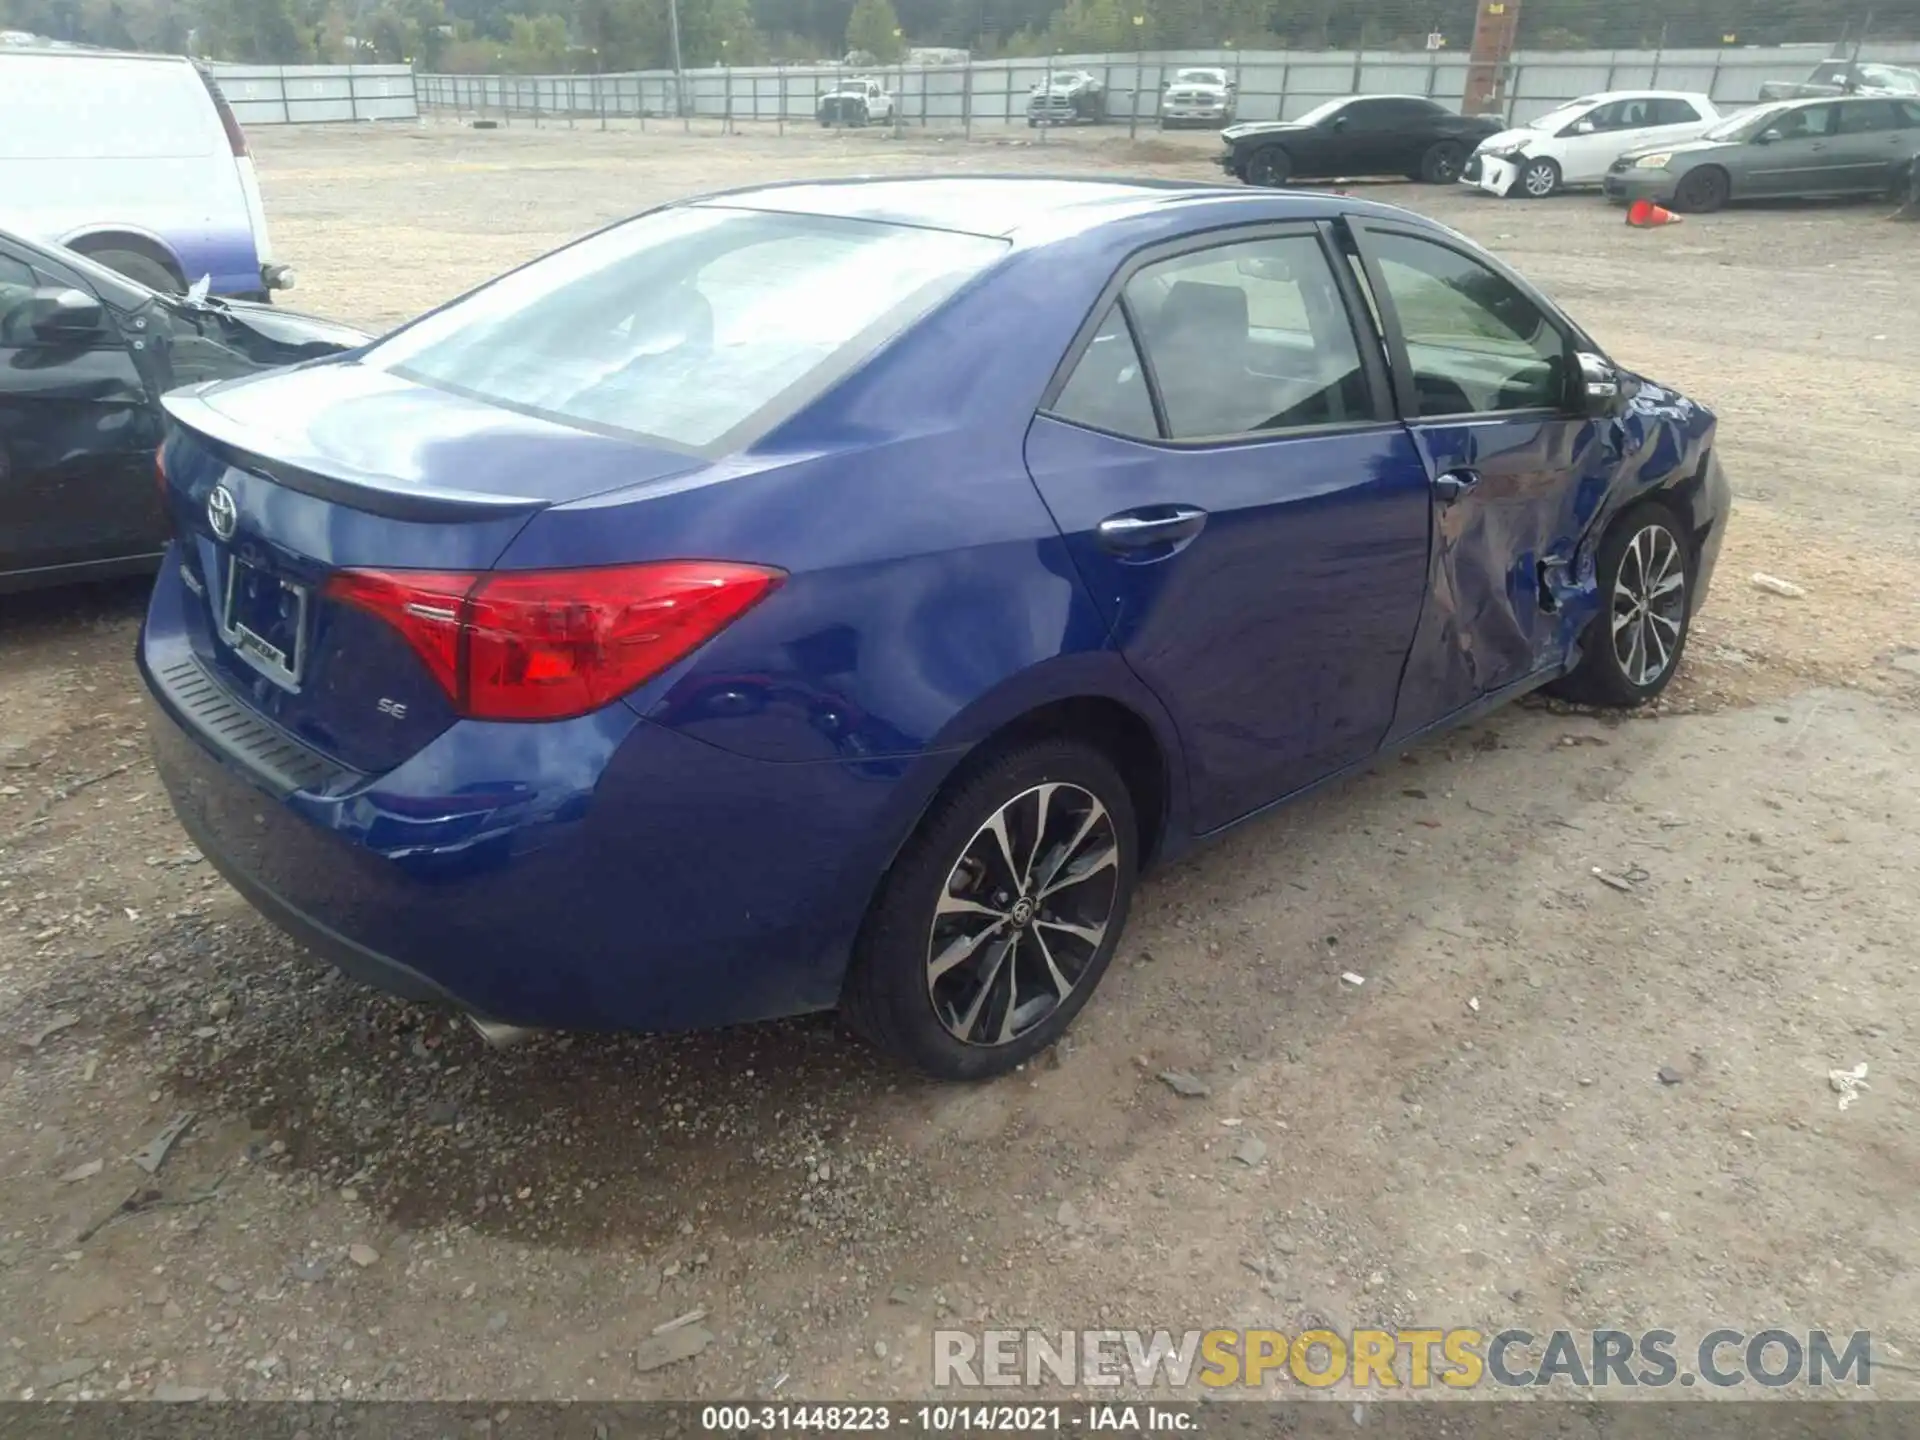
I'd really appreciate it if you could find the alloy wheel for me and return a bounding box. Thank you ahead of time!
[1611,524,1688,688]
[926,782,1119,1047]
[1523,160,1558,197]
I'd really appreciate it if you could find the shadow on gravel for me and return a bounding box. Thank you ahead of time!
[155,913,933,1251]
[0,575,152,646]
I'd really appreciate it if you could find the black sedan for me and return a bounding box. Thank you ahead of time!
[1220,95,1504,187]
[1,229,368,594]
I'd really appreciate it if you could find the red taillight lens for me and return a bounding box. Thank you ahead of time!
[324,562,783,722]
[154,447,174,534]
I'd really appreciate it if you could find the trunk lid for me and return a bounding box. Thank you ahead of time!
[158,363,706,774]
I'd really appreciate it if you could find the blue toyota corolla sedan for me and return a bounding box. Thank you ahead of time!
[141,177,1728,1079]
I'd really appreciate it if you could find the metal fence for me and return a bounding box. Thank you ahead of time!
[209,64,419,124]
[417,41,1920,134]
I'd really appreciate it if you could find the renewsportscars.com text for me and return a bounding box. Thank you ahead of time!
[932,1327,1873,1390]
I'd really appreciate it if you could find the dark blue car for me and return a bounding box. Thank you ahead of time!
[140,177,1729,1079]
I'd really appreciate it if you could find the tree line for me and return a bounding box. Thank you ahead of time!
[2,0,1908,72]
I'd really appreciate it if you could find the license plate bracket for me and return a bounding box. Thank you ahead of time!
[219,554,310,689]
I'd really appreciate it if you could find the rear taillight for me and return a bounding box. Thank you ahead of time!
[154,447,173,533]
[196,66,249,156]
[324,562,783,722]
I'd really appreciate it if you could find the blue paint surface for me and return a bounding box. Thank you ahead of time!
[140,179,1727,1033]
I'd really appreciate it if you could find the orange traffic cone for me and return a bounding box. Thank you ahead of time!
[1626,198,1683,228]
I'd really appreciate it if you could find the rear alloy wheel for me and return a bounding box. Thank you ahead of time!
[1672,166,1730,213]
[1420,141,1464,184]
[1245,145,1291,188]
[1547,503,1693,707]
[842,740,1138,1080]
[1518,156,1562,198]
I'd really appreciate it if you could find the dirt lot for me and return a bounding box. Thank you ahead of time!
[2,121,1918,1404]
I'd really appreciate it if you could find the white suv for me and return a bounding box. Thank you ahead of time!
[1465,90,1721,198]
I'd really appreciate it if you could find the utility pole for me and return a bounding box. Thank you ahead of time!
[667,0,686,118]
[1462,0,1519,116]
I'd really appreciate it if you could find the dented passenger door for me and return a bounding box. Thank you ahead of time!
[1347,220,1620,741]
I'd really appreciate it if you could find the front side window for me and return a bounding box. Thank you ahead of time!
[1768,104,1839,140]
[366,206,1005,450]
[1121,235,1371,440]
[1367,233,1568,417]
[1587,99,1649,131]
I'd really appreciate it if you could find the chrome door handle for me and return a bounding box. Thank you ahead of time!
[1434,468,1481,503]
[1096,506,1209,551]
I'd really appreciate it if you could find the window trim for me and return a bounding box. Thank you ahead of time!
[1036,220,1401,450]
[1348,219,1601,424]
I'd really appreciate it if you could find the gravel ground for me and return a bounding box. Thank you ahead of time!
[2,121,1917,1404]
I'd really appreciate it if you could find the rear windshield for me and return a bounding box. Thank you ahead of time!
[366,206,1007,451]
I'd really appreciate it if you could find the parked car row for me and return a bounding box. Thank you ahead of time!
[1210,83,1920,216]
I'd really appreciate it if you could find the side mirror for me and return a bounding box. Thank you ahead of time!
[26,287,104,342]
[1755,128,1782,144]
[1572,118,1596,134]
[1330,114,1348,131]
[1577,352,1625,417]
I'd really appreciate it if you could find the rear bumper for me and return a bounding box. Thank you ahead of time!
[140,558,938,1032]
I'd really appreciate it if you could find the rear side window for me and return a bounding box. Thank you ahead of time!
[1345,98,1436,130]
[1122,235,1371,440]
[1836,100,1902,134]
[1649,98,1703,124]
[0,57,221,159]
[1049,307,1157,440]
[368,206,1006,451]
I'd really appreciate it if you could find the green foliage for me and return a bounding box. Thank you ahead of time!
[3,0,1913,73]
[845,0,901,60]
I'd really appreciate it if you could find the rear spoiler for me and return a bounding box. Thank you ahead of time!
[161,385,547,523]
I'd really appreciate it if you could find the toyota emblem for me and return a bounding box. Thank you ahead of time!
[206,485,238,542]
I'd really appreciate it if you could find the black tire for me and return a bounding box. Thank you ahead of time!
[852,102,869,127]
[1672,166,1730,214]
[1419,141,1465,184]
[1245,145,1291,188]
[79,247,181,294]
[841,738,1139,1081]
[1517,156,1562,199]
[1027,116,1039,128]
[1545,502,1694,707]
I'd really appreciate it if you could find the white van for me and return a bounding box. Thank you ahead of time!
[0,45,293,299]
